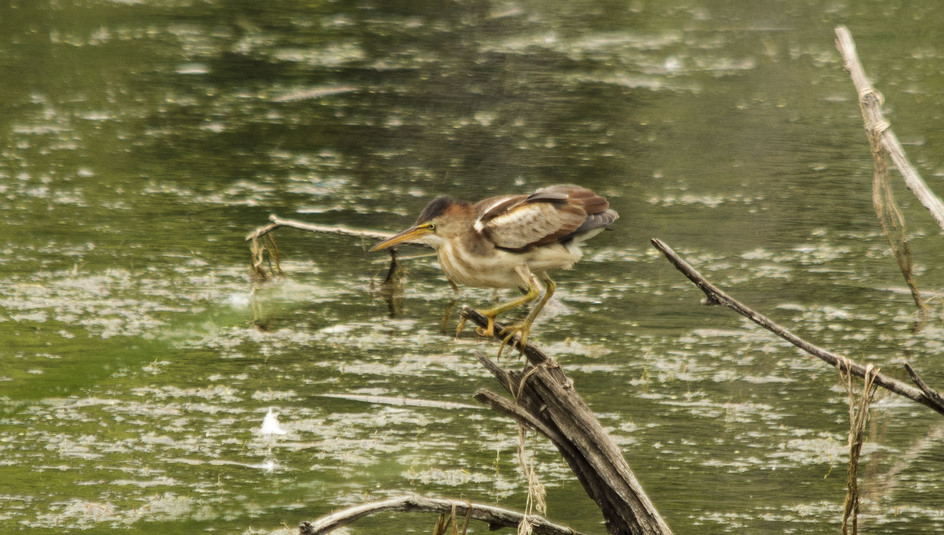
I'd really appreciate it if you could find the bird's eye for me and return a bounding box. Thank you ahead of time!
[427,222,436,231]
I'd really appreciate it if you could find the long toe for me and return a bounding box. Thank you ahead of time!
[497,322,531,358]
[470,310,496,338]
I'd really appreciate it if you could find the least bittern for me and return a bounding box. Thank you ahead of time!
[370,184,618,352]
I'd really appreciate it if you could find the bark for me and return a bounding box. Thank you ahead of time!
[462,307,673,535]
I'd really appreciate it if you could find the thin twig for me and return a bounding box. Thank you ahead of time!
[298,494,583,535]
[651,238,944,417]
[244,214,409,243]
[904,363,944,409]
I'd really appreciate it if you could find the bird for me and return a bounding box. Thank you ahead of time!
[369,184,618,353]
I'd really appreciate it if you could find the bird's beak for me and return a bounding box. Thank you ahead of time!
[369,224,433,252]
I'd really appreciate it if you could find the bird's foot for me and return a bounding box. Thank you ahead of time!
[475,315,497,338]
[497,322,531,358]
[455,311,496,339]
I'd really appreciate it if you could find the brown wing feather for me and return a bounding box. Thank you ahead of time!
[475,194,528,221]
[477,185,611,251]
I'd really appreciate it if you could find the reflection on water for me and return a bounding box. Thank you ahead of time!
[2,0,944,533]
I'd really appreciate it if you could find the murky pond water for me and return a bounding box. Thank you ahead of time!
[2,1,944,533]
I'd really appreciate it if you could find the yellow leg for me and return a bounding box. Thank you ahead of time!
[455,265,538,339]
[498,273,555,356]
[463,279,539,338]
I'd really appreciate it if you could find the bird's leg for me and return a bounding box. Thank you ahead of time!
[456,265,538,339]
[472,279,539,338]
[442,281,461,335]
[498,272,555,357]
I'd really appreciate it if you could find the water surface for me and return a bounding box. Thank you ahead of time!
[2,1,944,534]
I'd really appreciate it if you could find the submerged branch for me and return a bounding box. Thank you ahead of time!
[651,238,944,417]
[298,494,583,535]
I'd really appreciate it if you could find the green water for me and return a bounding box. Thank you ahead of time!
[2,1,943,533]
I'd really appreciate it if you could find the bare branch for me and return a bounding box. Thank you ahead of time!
[651,238,944,417]
[904,363,944,411]
[298,494,584,535]
[835,25,944,230]
[244,214,428,286]
[835,25,927,313]
[473,387,568,446]
[244,214,401,242]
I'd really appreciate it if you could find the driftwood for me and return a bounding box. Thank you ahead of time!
[462,307,673,535]
[298,494,584,535]
[651,238,944,417]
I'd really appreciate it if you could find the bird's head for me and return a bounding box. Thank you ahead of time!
[369,196,472,252]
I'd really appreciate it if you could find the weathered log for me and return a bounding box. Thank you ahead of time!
[462,306,673,535]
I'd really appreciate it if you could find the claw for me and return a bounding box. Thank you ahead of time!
[477,315,496,338]
[456,313,494,339]
[497,322,530,358]
[500,274,555,357]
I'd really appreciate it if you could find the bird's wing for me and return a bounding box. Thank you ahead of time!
[476,185,611,251]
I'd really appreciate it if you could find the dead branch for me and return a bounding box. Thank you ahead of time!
[244,214,424,292]
[650,238,944,417]
[244,214,398,243]
[298,494,584,535]
[904,363,944,410]
[461,306,673,535]
[835,26,944,230]
[835,25,928,313]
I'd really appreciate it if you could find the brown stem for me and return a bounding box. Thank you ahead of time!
[651,237,944,417]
